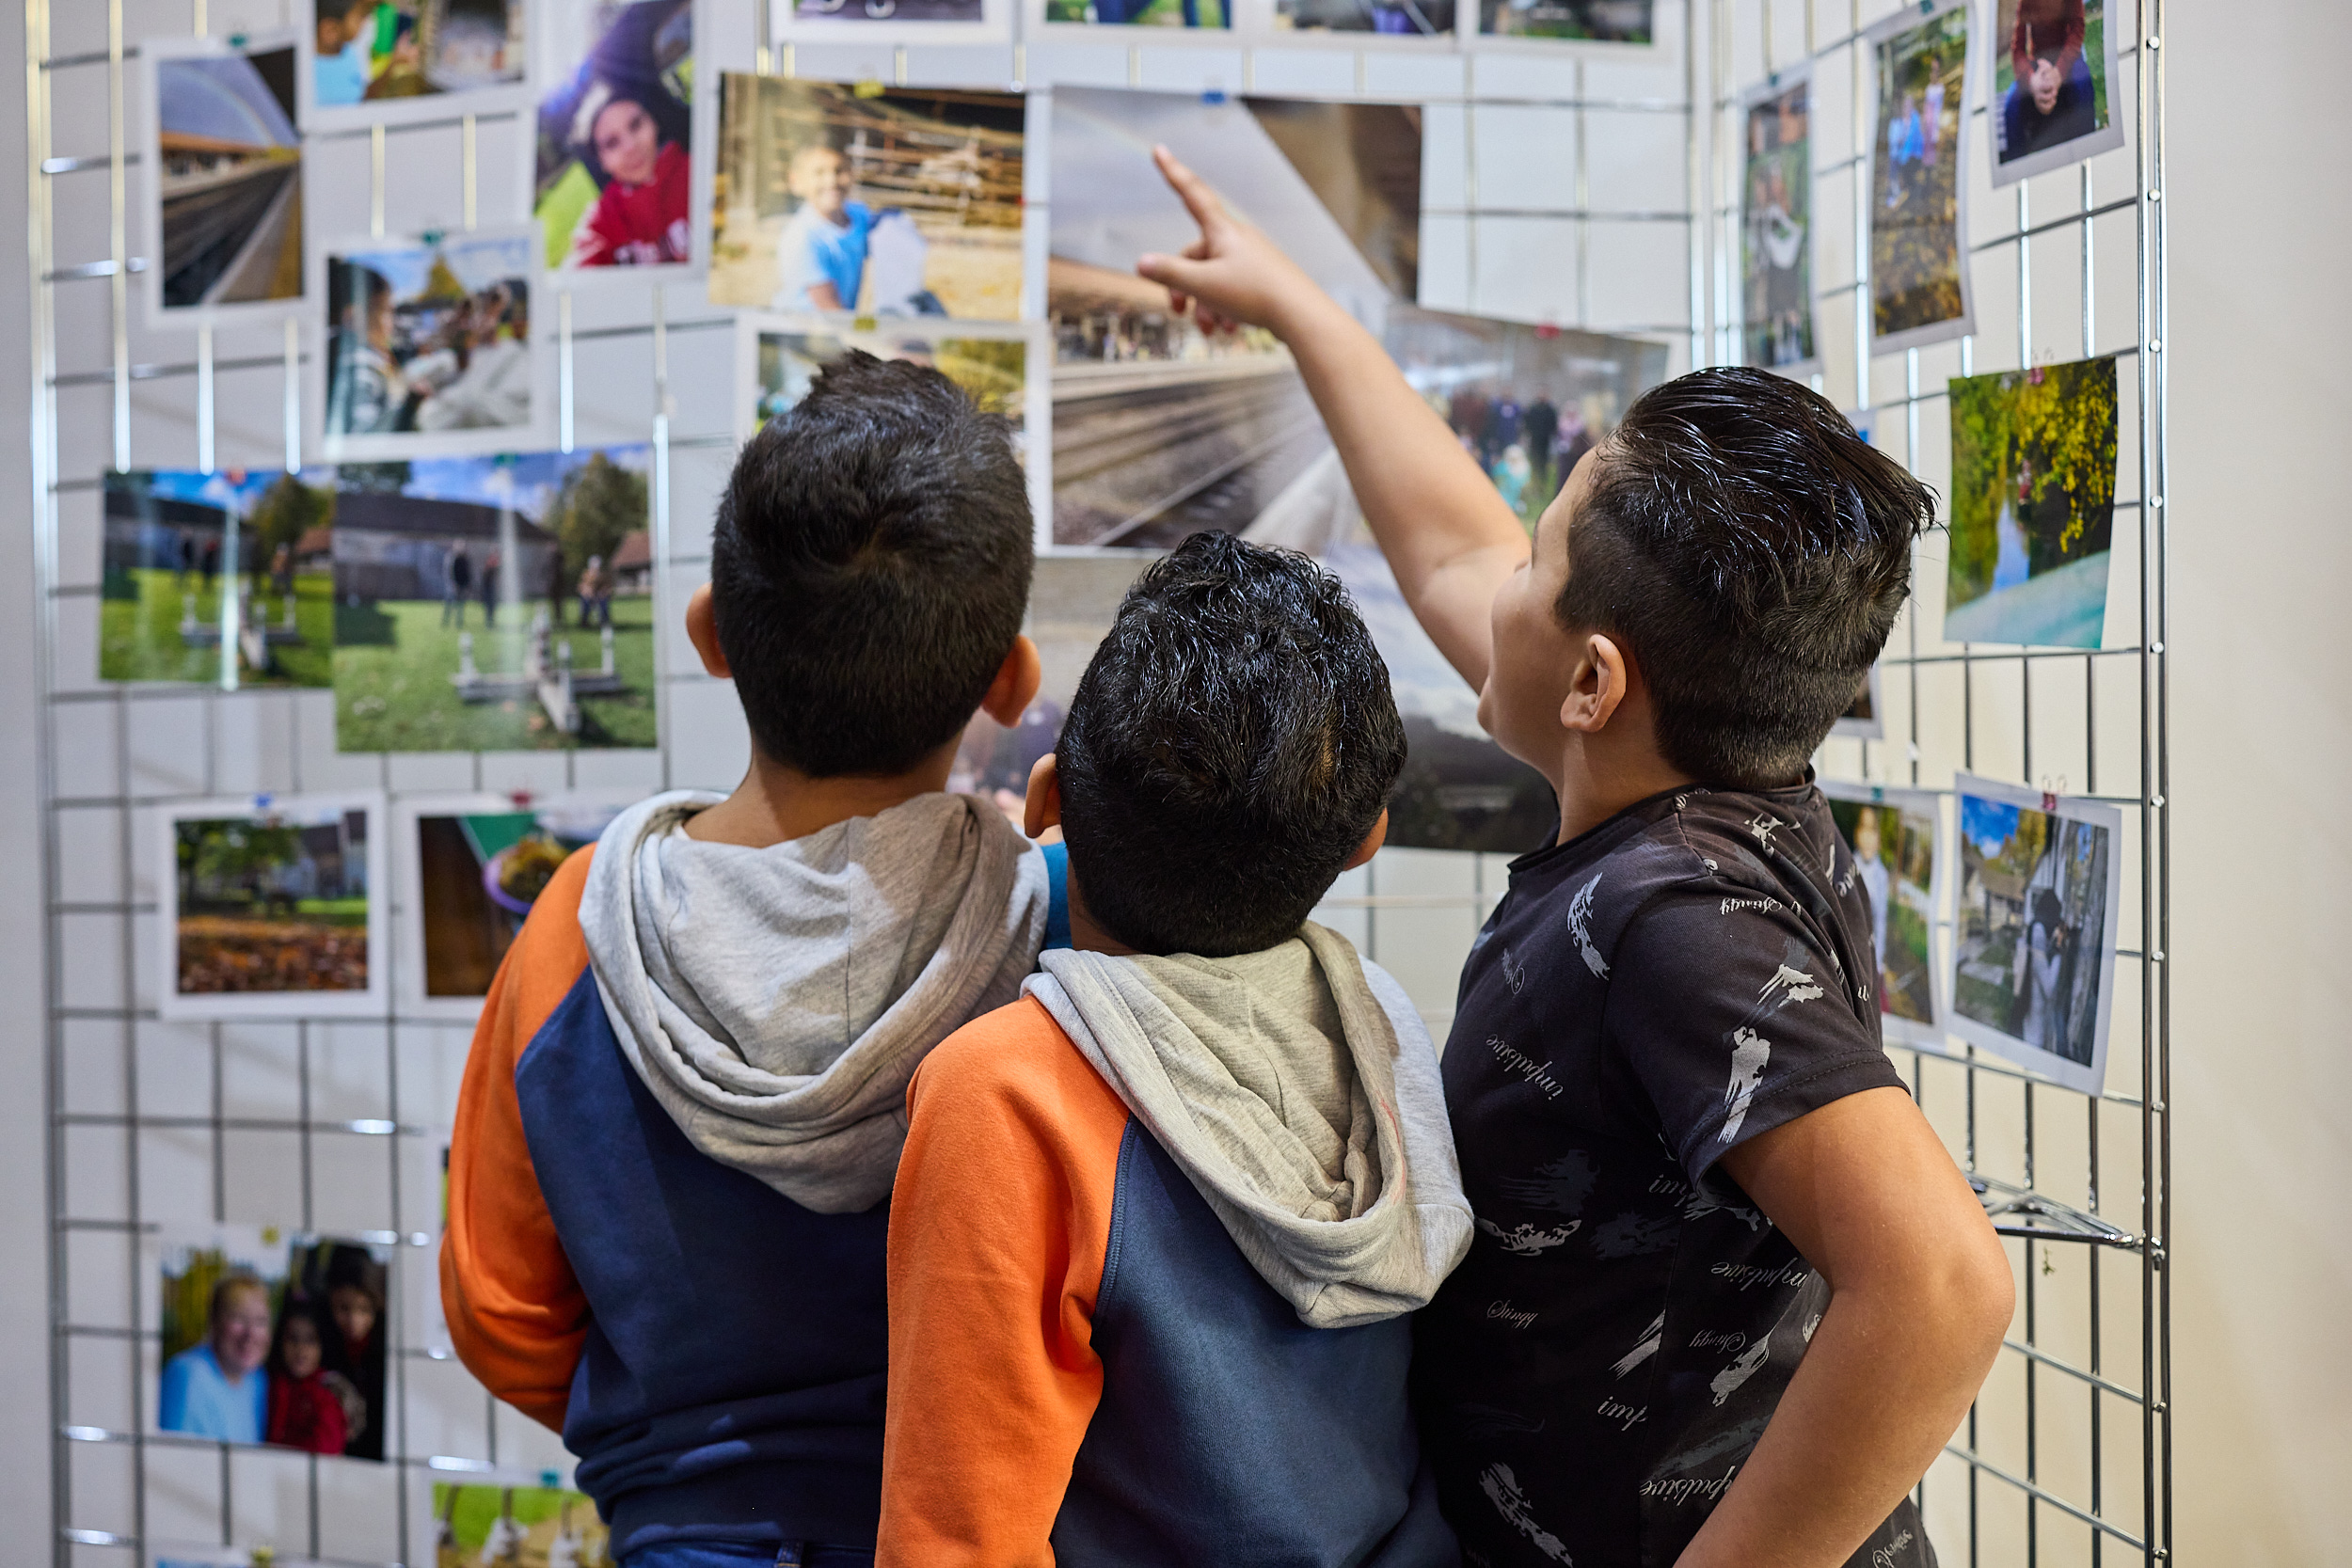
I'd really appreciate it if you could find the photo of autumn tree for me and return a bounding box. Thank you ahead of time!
[174,805,372,995]
[1868,5,1970,345]
[1946,355,2119,648]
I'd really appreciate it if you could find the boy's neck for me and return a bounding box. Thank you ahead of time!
[1550,736,1704,847]
[682,745,958,847]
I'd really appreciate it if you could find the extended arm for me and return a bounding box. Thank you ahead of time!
[1136,148,1528,692]
[1683,1087,2014,1568]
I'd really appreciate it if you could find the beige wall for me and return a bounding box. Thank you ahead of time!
[2168,3,2352,1561]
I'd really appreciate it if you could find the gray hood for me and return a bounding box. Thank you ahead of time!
[1025,923,1472,1328]
[580,789,1048,1213]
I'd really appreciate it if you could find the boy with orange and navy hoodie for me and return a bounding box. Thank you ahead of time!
[879,531,1475,1568]
[442,353,1058,1568]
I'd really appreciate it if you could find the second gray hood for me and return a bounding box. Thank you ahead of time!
[580,789,1048,1213]
[1026,923,1472,1328]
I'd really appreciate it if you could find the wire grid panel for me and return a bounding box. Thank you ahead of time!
[30,3,1696,1565]
[1705,0,2171,1563]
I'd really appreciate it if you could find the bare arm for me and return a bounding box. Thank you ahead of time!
[1136,147,1528,692]
[1683,1087,2015,1567]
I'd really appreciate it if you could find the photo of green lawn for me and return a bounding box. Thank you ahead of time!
[336,594,657,751]
[102,468,336,687]
[331,448,659,752]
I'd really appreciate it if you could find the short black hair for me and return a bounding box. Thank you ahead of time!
[711,350,1032,777]
[1559,368,1935,786]
[1057,532,1406,958]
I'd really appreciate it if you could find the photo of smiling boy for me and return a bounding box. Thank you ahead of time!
[1136,148,2015,1568]
[773,145,873,312]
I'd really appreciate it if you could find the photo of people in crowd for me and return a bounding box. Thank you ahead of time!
[148,35,306,319]
[710,78,1025,320]
[1946,354,2119,648]
[325,229,538,454]
[1823,781,1947,1052]
[1867,0,1973,351]
[534,0,694,272]
[1950,774,2120,1096]
[155,1227,391,1462]
[331,450,660,752]
[102,467,335,687]
[1988,0,2123,186]
[164,796,385,1019]
[311,0,524,117]
[1387,306,1664,531]
[1742,72,1815,372]
[1479,0,1649,42]
[434,1481,611,1568]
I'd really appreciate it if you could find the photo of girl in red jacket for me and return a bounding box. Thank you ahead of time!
[534,0,694,271]
[263,1303,352,1456]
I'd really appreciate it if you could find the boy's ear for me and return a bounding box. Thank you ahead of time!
[685,582,730,679]
[1560,631,1631,734]
[979,635,1042,728]
[1023,753,1061,842]
[1343,807,1389,872]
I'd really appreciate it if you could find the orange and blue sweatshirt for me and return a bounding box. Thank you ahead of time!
[880,927,1475,1567]
[443,791,1051,1556]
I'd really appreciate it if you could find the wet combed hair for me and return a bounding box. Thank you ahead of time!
[1057,532,1406,957]
[1559,368,1936,786]
[711,351,1032,777]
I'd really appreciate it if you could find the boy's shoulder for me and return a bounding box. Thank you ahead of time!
[485,846,600,1063]
[1499,786,1854,985]
[911,994,1128,1136]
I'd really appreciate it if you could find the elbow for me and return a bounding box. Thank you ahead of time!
[1950,1225,2019,1373]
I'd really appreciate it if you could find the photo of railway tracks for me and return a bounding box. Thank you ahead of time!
[1047,87,1420,549]
[150,38,306,315]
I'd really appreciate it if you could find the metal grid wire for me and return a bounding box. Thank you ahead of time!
[1704,0,2172,1562]
[22,2,1703,1562]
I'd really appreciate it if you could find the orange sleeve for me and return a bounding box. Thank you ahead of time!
[439,847,599,1433]
[878,997,1132,1568]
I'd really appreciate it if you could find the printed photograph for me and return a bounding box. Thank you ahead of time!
[1742,73,1815,372]
[1274,0,1453,34]
[409,796,625,1003]
[1949,774,2121,1095]
[1386,306,1664,532]
[1945,355,2119,647]
[795,0,983,21]
[710,78,1025,319]
[534,0,694,272]
[1044,0,1225,25]
[1822,781,1946,1051]
[332,449,660,752]
[312,0,525,112]
[1867,1,1972,351]
[1048,87,1422,548]
[164,798,383,1017]
[151,37,306,317]
[102,468,335,687]
[325,228,538,453]
[434,1482,611,1568]
[1989,0,2123,186]
[158,1228,391,1461]
[1480,0,1650,42]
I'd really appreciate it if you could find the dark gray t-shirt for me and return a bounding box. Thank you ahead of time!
[1414,781,1932,1568]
